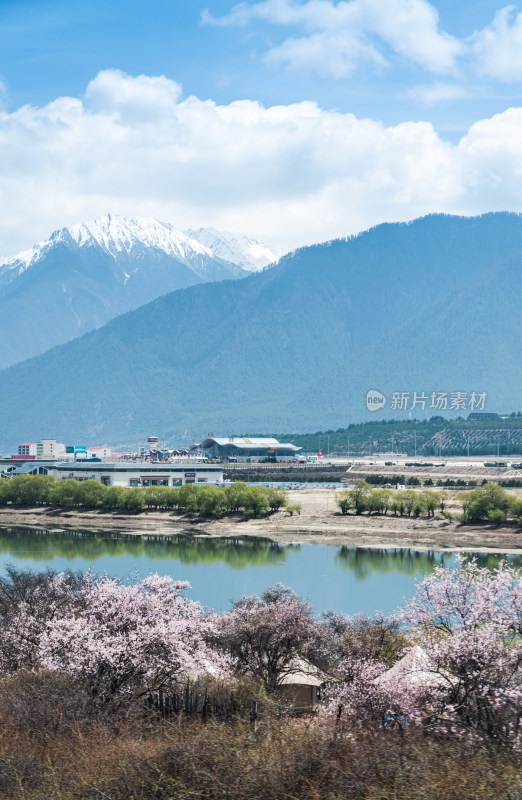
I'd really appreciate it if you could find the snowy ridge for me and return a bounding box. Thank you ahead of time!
[64,214,213,261]
[0,215,280,284]
[186,226,282,271]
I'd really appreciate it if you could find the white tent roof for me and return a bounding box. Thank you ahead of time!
[374,645,454,690]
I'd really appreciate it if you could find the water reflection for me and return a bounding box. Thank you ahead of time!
[335,545,522,579]
[0,527,299,569]
[0,527,520,584]
[335,547,451,578]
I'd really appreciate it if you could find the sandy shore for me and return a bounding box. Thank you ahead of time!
[1,488,521,554]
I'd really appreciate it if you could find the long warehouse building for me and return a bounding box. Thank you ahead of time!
[8,462,223,487]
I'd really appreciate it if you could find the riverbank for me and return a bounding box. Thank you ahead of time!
[1,488,522,553]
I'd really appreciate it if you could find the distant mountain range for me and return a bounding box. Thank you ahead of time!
[0,212,521,450]
[0,214,280,369]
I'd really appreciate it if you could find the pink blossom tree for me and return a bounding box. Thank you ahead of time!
[215,584,324,692]
[324,559,522,744]
[0,569,225,703]
[400,557,522,743]
[0,567,85,673]
[38,573,223,701]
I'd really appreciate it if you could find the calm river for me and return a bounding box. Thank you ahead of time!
[0,526,520,615]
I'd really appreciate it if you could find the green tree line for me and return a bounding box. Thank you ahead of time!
[0,476,294,518]
[336,480,522,526]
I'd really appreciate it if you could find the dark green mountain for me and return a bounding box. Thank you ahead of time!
[0,213,521,449]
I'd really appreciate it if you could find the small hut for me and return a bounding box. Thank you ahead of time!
[278,656,331,710]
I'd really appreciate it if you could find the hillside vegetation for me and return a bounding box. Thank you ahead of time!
[273,413,522,456]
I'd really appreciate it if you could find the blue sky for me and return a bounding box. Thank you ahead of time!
[3,0,522,129]
[2,0,522,253]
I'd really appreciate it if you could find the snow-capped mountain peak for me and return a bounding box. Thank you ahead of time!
[0,214,283,368]
[0,215,280,284]
[61,213,214,262]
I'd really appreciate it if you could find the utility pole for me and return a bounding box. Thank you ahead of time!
[347,434,350,459]
[368,436,371,457]
[414,432,417,458]
[327,435,330,457]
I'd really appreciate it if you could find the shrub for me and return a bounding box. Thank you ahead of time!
[335,489,353,514]
[143,485,173,510]
[243,487,269,517]
[195,486,227,516]
[99,485,126,509]
[457,483,511,522]
[285,504,301,516]
[488,508,506,526]
[49,479,82,507]
[509,497,522,519]
[121,488,145,512]
[224,482,249,512]
[265,488,288,512]
[76,479,107,507]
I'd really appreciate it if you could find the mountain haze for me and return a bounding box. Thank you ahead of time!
[0,213,521,449]
[0,214,279,369]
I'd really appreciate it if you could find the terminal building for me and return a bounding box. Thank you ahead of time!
[192,436,303,463]
[8,461,223,487]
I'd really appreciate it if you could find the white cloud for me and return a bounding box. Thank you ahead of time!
[406,82,469,106]
[204,0,463,75]
[264,30,385,78]
[472,5,522,81]
[2,70,522,255]
[85,70,183,120]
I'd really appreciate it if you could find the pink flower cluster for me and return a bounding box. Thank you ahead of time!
[0,571,224,700]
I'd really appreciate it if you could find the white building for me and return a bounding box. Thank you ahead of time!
[36,439,66,461]
[86,446,112,460]
[17,442,37,457]
[11,461,224,487]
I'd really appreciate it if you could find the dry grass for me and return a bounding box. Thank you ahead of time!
[0,673,520,800]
